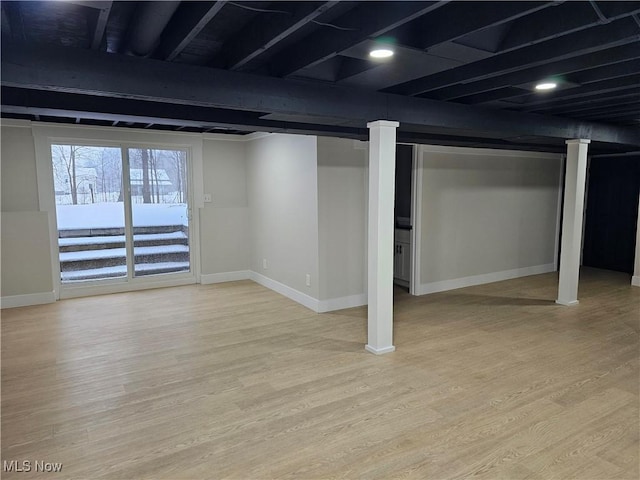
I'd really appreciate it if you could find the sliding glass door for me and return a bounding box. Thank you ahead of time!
[52,143,191,285]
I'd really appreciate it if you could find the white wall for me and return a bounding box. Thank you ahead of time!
[1,212,54,299]
[1,125,55,305]
[245,134,320,302]
[1,126,39,212]
[418,145,562,293]
[317,137,368,306]
[200,138,249,278]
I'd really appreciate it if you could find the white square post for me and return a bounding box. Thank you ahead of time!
[366,120,399,354]
[557,139,590,306]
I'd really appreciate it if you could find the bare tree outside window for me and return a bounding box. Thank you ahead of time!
[52,145,93,205]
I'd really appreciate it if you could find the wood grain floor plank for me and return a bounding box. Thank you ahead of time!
[1,267,638,479]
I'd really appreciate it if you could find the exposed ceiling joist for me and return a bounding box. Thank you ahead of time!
[426,43,640,101]
[533,91,640,115]
[219,1,341,71]
[399,1,553,51]
[89,1,112,50]
[570,102,640,118]
[3,40,639,146]
[497,2,599,52]
[525,88,640,114]
[156,1,226,61]
[390,17,640,96]
[498,1,640,52]
[458,66,640,106]
[61,1,112,9]
[568,58,640,84]
[269,1,449,77]
[456,87,530,106]
[1,2,25,42]
[125,1,180,56]
[518,75,640,110]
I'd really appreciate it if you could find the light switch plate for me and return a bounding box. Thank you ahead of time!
[203,194,212,203]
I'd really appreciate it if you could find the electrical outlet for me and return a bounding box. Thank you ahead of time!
[263,259,268,269]
[306,274,311,287]
[203,193,212,203]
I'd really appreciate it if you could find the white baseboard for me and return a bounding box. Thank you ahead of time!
[249,271,366,313]
[365,344,396,355]
[249,271,320,312]
[417,263,556,296]
[1,291,56,309]
[632,275,640,287]
[317,293,367,313]
[201,271,250,285]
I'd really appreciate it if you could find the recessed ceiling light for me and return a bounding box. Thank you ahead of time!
[370,48,394,58]
[535,82,557,91]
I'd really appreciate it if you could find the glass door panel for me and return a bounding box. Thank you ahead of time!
[127,148,190,277]
[52,145,127,282]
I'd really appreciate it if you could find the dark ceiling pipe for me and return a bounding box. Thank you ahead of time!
[125,1,181,57]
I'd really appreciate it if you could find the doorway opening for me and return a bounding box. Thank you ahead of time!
[582,155,640,275]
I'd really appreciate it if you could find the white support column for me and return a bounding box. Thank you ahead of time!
[557,139,590,306]
[366,120,399,355]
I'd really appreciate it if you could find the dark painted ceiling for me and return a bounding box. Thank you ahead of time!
[1,0,639,153]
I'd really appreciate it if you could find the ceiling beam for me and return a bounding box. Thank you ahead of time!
[89,1,112,50]
[388,17,640,97]
[219,1,341,71]
[269,1,449,77]
[155,1,226,61]
[2,40,639,146]
[1,103,367,138]
[0,87,365,136]
[426,43,640,101]
[0,90,570,153]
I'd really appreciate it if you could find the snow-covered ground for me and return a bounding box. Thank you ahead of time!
[56,202,188,230]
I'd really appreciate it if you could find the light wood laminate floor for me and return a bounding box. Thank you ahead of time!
[2,267,638,479]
